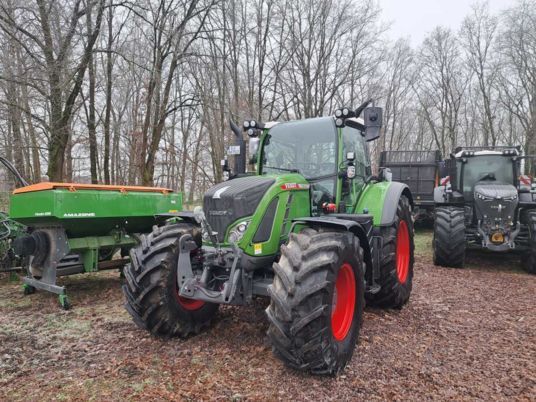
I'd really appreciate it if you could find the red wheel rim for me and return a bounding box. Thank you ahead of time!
[331,263,356,341]
[396,220,410,284]
[177,296,205,311]
[174,282,205,311]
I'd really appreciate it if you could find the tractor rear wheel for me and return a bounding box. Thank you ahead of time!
[366,195,414,309]
[433,206,466,268]
[122,222,218,337]
[522,211,536,275]
[266,228,365,375]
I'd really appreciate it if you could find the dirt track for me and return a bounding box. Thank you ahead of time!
[0,230,535,401]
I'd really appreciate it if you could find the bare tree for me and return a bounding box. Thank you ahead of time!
[461,2,498,146]
[414,27,469,156]
[498,0,536,154]
[0,0,105,181]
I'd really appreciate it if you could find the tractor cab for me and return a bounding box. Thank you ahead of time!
[450,148,520,200]
[255,116,372,215]
[221,105,382,219]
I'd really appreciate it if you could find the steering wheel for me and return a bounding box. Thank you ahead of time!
[478,172,496,181]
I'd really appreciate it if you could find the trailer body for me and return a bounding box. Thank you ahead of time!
[379,150,441,221]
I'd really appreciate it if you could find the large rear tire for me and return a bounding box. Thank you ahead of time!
[122,222,218,337]
[266,228,365,376]
[433,206,466,268]
[366,195,414,309]
[522,211,536,275]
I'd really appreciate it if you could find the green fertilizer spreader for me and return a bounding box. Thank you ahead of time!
[10,182,182,308]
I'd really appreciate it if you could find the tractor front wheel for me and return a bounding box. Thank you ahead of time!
[122,223,218,337]
[266,228,365,375]
[366,195,414,309]
[433,206,466,268]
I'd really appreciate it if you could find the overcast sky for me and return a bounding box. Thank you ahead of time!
[378,0,515,46]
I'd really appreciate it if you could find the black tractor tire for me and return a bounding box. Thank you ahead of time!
[433,206,466,268]
[366,195,414,309]
[266,228,365,376]
[122,222,218,337]
[522,211,536,275]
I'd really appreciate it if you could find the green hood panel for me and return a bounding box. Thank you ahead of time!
[220,174,311,257]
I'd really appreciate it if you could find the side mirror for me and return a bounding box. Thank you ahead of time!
[379,167,392,182]
[249,137,260,164]
[363,107,382,142]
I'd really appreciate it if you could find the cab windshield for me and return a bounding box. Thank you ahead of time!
[461,155,514,193]
[261,117,337,196]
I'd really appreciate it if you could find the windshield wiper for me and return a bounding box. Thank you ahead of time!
[264,166,300,173]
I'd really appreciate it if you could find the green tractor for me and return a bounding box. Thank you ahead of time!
[123,101,415,375]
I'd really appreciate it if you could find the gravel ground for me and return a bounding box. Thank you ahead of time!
[0,230,534,401]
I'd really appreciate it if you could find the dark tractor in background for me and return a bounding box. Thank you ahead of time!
[433,146,536,274]
[379,150,442,222]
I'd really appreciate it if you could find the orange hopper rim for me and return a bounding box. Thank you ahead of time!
[13,182,173,195]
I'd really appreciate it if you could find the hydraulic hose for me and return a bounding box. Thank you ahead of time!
[0,156,29,187]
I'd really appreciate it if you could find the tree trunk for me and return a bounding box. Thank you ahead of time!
[86,5,98,184]
[103,0,113,184]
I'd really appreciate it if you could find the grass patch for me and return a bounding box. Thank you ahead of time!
[44,315,92,337]
[0,297,33,309]
[414,228,433,259]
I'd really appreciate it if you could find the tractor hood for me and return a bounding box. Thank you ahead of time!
[474,183,518,200]
[204,176,275,242]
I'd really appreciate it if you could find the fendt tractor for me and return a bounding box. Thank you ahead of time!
[433,146,536,274]
[123,100,415,375]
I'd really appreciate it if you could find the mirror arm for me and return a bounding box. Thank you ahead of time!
[354,98,373,117]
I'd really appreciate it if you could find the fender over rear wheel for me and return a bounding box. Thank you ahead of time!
[266,228,365,376]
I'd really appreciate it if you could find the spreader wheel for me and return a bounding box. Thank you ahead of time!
[266,228,365,375]
[366,195,414,309]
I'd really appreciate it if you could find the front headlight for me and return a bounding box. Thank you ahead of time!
[228,220,250,244]
[476,193,493,201]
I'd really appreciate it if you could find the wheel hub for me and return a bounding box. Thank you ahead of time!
[396,220,410,284]
[331,263,356,341]
[174,282,205,311]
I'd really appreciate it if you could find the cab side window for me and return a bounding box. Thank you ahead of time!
[342,126,369,184]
